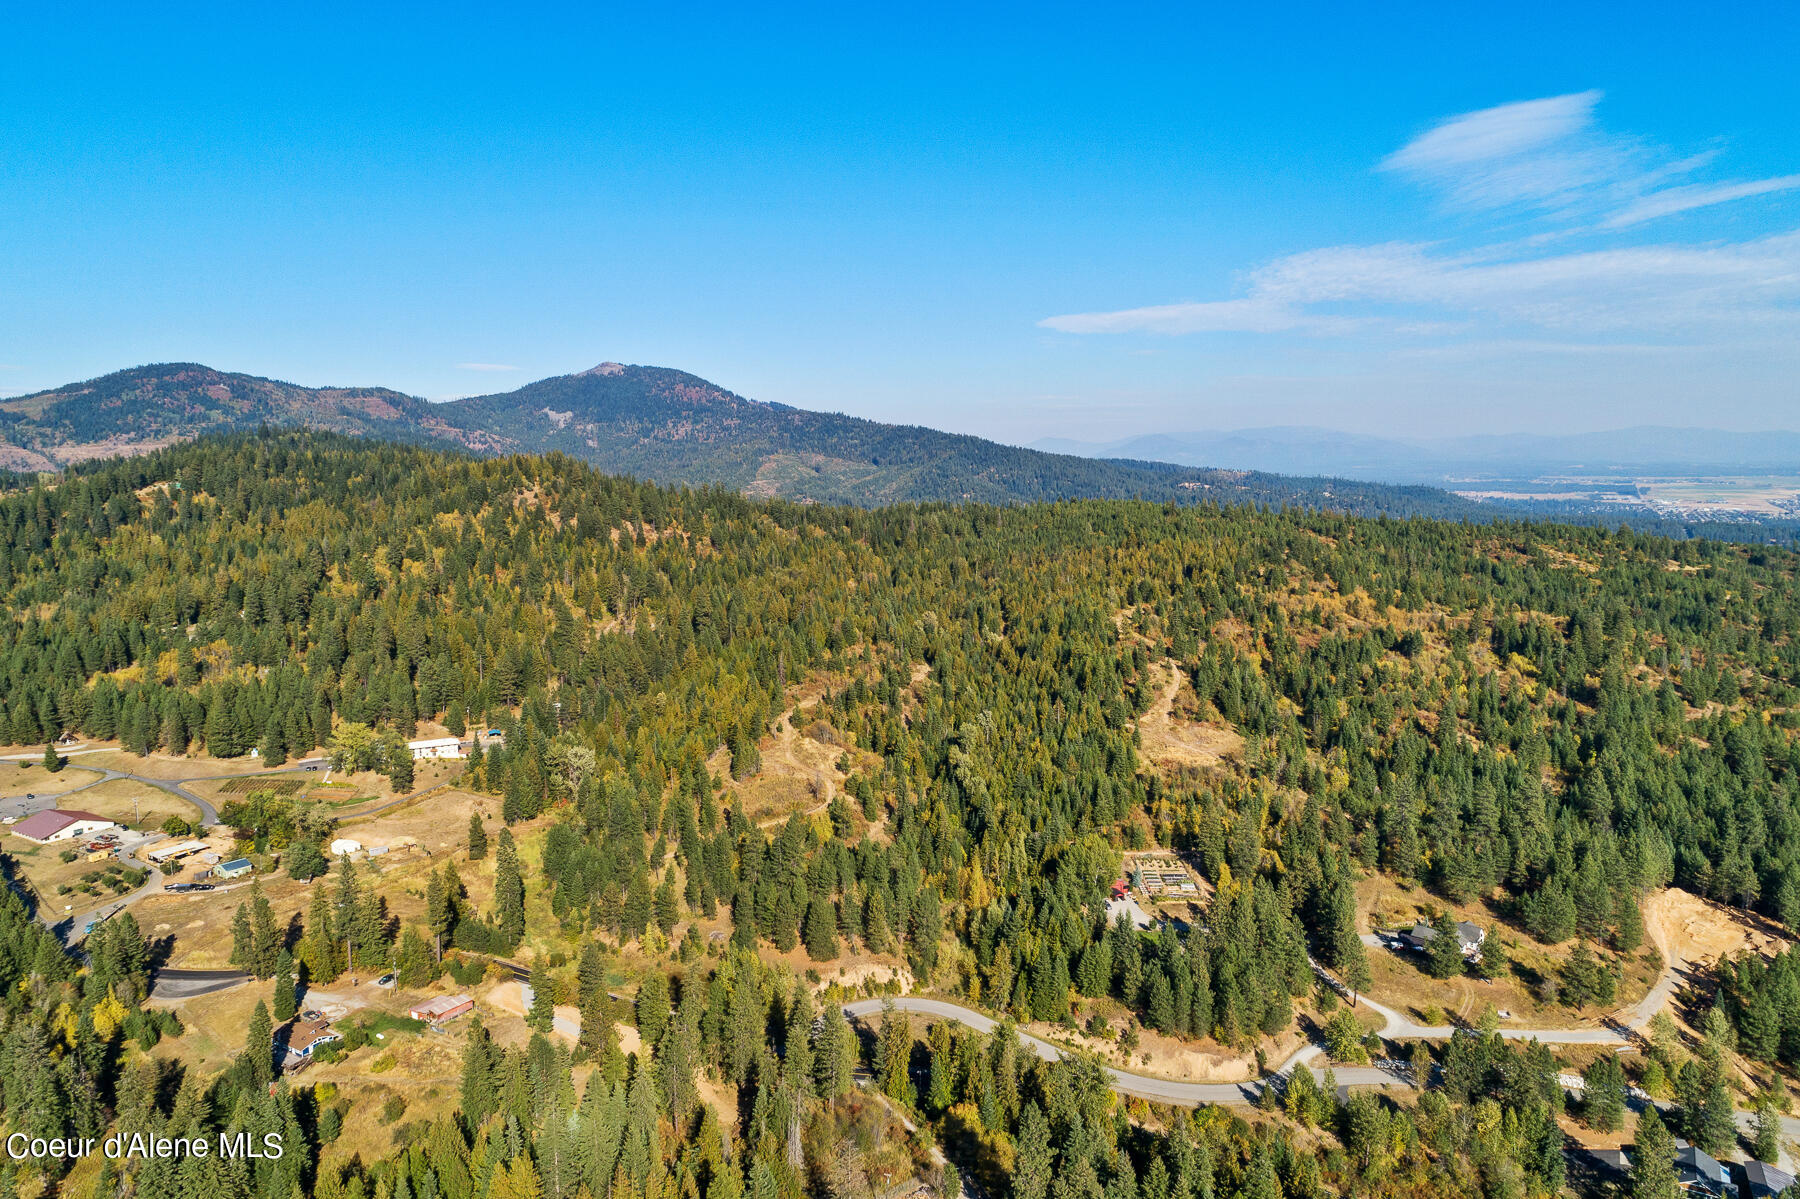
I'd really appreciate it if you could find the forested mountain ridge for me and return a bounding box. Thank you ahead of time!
[2,430,1800,1199]
[438,364,1473,512]
[8,430,1800,979]
[0,363,441,470]
[0,362,1487,516]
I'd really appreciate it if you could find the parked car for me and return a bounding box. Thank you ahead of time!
[375,973,397,988]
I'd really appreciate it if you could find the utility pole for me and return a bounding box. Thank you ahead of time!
[347,936,355,986]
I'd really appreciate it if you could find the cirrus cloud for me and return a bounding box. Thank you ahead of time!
[1042,93,1800,347]
[1042,232,1800,339]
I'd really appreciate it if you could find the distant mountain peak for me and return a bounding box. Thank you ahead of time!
[0,358,1491,518]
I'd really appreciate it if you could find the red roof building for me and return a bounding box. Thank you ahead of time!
[408,994,475,1023]
[10,809,117,844]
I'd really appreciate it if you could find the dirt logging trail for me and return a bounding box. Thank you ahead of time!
[1134,660,1243,773]
[748,708,844,830]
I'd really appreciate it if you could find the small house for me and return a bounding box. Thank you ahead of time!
[1398,921,1486,959]
[1741,1161,1795,1199]
[1674,1145,1731,1197]
[408,995,475,1024]
[329,838,363,857]
[284,1018,340,1063]
[216,858,254,880]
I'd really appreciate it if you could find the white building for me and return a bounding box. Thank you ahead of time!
[328,837,363,857]
[406,736,465,761]
[146,839,210,864]
[10,809,117,844]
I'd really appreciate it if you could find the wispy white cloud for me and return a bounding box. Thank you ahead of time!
[454,362,521,372]
[1040,232,1800,339]
[1379,91,1797,228]
[1606,174,1800,228]
[1380,91,1625,212]
[1043,93,1800,348]
[1040,296,1340,335]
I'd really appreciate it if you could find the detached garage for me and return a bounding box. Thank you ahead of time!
[408,995,475,1024]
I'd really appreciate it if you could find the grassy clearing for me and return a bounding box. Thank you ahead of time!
[59,777,202,829]
[345,1010,428,1039]
[0,760,105,796]
[1355,874,1660,1027]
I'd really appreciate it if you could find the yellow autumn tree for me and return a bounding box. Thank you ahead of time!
[91,988,130,1039]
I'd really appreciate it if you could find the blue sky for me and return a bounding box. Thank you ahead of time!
[4,2,1797,439]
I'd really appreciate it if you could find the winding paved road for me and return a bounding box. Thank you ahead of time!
[840,939,1674,1110]
[1,745,333,828]
[843,997,1387,1105]
[150,967,252,999]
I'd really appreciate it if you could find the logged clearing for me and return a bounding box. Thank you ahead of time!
[729,707,857,827]
[758,944,915,998]
[1644,887,1787,967]
[1136,661,1243,772]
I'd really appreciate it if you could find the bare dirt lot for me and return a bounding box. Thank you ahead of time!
[483,978,586,1046]
[1136,662,1243,773]
[1644,886,1788,965]
[727,709,853,827]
